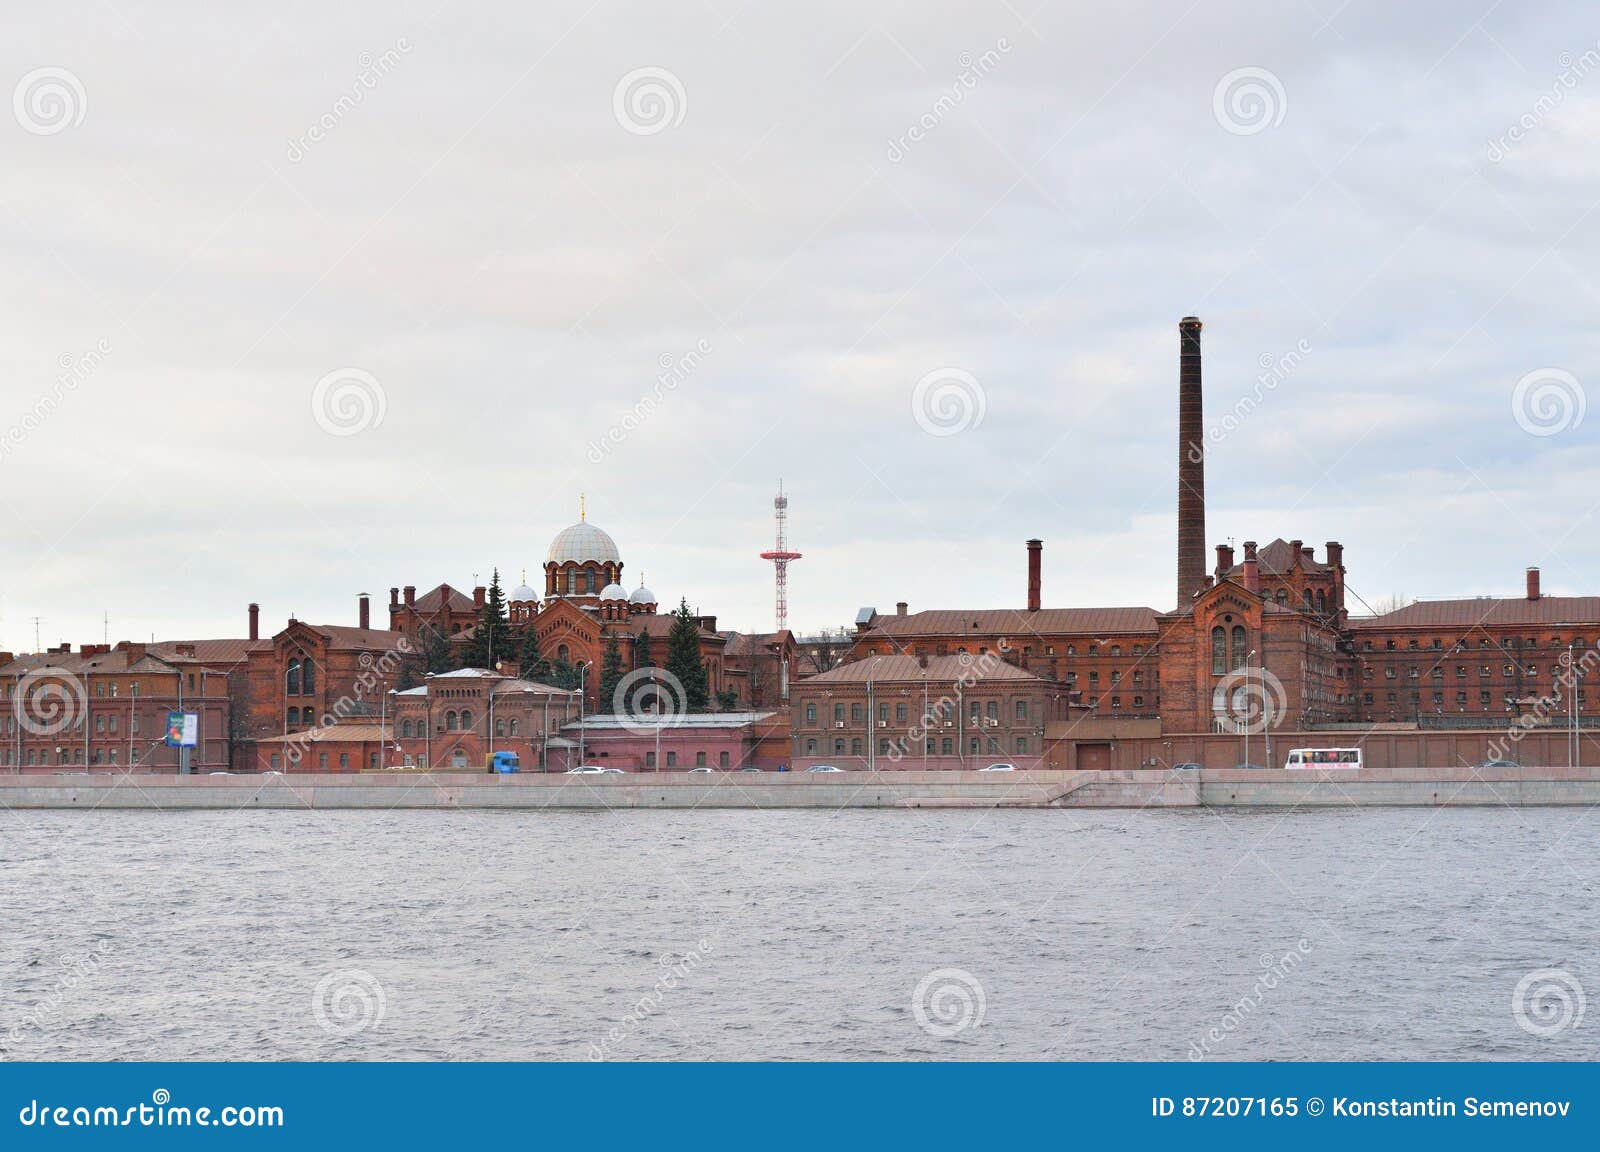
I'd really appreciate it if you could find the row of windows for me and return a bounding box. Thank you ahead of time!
[802,736,1030,756]
[1,746,139,766]
[803,700,1033,724]
[642,751,731,768]
[1361,691,1589,706]
[1363,636,1590,652]
[393,716,530,738]
[1369,664,1582,680]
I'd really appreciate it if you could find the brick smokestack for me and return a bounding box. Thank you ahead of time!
[1526,567,1541,601]
[1241,541,1261,595]
[1026,539,1042,612]
[359,593,371,630]
[1177,316,1206,608]
[248,603,259,642]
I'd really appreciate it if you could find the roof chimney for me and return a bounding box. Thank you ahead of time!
[359,593,371,630]
[1176,316,1207,608]
[1026,539,1042,612]
[1241,540,1261,595]
[404,585,416,608]
[1215,543,1235,578]
[1526,567,1541,601]
[390,587,400,608]
[248,602,260,642]
[896,602,908,617]
[474,585,486,610]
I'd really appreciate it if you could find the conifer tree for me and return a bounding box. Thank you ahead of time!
[463,569,510,670]
[598,631,625,713]
[665,598,710,712]
[518,628,551,683]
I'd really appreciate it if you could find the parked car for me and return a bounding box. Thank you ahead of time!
[1478,758,1520,769]
[1171,762,1203,772]
[566,765,618,775]
[738,767,763,774]
[805,764,844,773]
[979,763,1017,772]
[687,767,714,776]
[1234,763,1266,771]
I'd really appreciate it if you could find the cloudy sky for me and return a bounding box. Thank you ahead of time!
[1,0,1597,648]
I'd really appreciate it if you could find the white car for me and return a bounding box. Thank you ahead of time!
[687,767,714,776]
[979,763,1018,772]
[566,765,621,775]
[806,764,844,773]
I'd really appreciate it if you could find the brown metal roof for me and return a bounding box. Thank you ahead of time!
[1224,538,1331,577]
[1347,596,1600,631]
[800,655,1049,685]
[861,606,1159,640]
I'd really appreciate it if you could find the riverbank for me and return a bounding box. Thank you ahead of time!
[3,764,1599,808]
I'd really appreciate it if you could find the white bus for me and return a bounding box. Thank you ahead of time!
[1284,747,1363,770]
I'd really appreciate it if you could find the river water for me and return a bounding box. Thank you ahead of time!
[0,807,1594,1061]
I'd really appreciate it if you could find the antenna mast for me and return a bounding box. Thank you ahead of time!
[759,481,802,631]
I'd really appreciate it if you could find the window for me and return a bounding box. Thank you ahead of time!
[833,703,844,722]
[318,753,329,769]
[400,719,412,739]
[850,703,862,722]
[1015,700,1028,719]
[286,659,301,696]
[271,754,282,769]
[646,751,657,767]
[968,737,980,753]
[446,711,459,730]
[1275,589,1287,606]
[941,738,953,755]
[666,751,677,767]
[495,719,505,737]
[850,739,862,755]
[696,752,707,766]
[1231,626,1246,670]
[339,754,350,769]
[509,720,519,736]
[833,740,844,755]
[719,751,730,767]
[896,703,908,722]
[461,710,473,731]
[1211,627,1226,675]
[877,704,889,723]
[1316,590,1327,613]
[1015,737,1028,753]
[805,704,816,723]
[803,740,816,755]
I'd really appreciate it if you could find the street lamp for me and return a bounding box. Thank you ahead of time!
[576,660,592,767]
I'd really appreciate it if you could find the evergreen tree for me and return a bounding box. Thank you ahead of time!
[463,569,511,670]
[598,631,625,713]
[547,658,582,691]
[716,688,739,712]
[665,598,710,712]
[419,621,457,675]
[518,628,551,683]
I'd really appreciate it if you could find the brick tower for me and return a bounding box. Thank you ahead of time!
[1176,316,1207,609]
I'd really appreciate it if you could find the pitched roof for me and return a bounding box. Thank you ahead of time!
[1347,596,1600,631]
[720,630,792,657]
[1225,538,1331,577]
[859,606,1158,642]
[149,639,262,668]
[296,623,410,650]
[800,654,1049,685]
[569,711,776,731]
[410,585,476,614]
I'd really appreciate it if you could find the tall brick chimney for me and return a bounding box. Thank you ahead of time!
[1241,540,1261,594]
[895,601,908,617]
[1026,539,1042,612]
[359,593,371,630]
[1177,316,1206,608]
[248,603,260,641]
[1526,567,1541,601]
[1326,542,1345,613]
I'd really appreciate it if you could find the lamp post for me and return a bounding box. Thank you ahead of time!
[1243,650,1256,769]
[576,660,592,767]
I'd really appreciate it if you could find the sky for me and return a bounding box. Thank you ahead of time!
[1,0,1597,649]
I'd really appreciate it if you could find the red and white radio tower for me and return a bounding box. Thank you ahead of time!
[759,481,802,632]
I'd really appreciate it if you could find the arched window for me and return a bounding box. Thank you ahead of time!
[286,659,301,696]
[1210,627,1226,675]
[557,644,570,664]
[461,710,474,731]
[1303,589,1314,610]
[287,709,298,728]
[1316,589,1327,614]
[509,720,519,736]
[446,710,458,731]
[1231,626,1247,671]
[1275,589,1288,606]
[400,719,412,739]
[301,659,315,693]
[495,719,505,737]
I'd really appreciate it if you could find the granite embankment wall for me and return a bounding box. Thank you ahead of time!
[3,766,1600,808]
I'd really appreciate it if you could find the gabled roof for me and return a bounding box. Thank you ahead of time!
[410,585,476,614]
[1347,596,1600,631]
[858,606,1159,642]
[288,622,410,650]
[720,630,792,657]
[1225,538,1331,577]
[801,655,1050,685]
[150,639,263,668]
